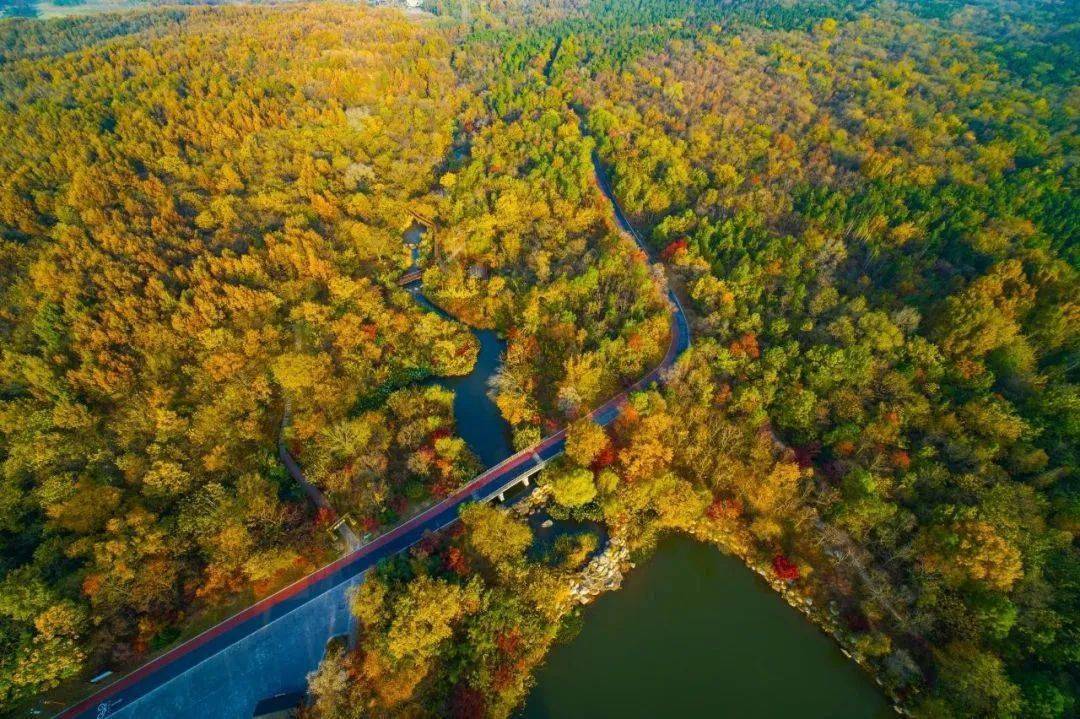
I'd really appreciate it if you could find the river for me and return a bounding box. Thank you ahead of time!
[522,535,892,719]
[405,222,514,469]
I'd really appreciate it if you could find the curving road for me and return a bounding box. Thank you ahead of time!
[56,151,691,719]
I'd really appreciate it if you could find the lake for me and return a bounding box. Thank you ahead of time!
[522,535,892,719]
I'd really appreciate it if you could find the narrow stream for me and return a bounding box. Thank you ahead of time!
[405,223,514,469]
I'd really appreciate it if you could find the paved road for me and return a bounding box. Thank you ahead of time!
[57,152,691,719]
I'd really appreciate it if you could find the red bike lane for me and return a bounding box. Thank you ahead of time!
[57,150,691,719]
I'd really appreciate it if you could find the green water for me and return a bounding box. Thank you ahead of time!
[522,536,892,719]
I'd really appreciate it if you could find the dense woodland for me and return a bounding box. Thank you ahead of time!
[578,2,1078,717]
[0,0,1076,717]
[309,1,1078,717]
[428,41,672,448]
[0,5,483,708]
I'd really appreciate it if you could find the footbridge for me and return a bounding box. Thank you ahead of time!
[56,151,691,719]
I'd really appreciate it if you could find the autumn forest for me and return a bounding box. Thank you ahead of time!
[0,0,1076,717]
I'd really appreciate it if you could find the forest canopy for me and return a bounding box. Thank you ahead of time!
[1,0,1077,718]
[0,4,479,707]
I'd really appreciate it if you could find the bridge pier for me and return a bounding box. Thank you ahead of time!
[491,472,535,504]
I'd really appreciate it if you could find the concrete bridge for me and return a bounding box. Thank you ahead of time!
[486,454,540,503]
[56,151,691,719]
[397,267,423,286]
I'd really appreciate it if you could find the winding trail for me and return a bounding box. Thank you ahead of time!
[56,151,691,719]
